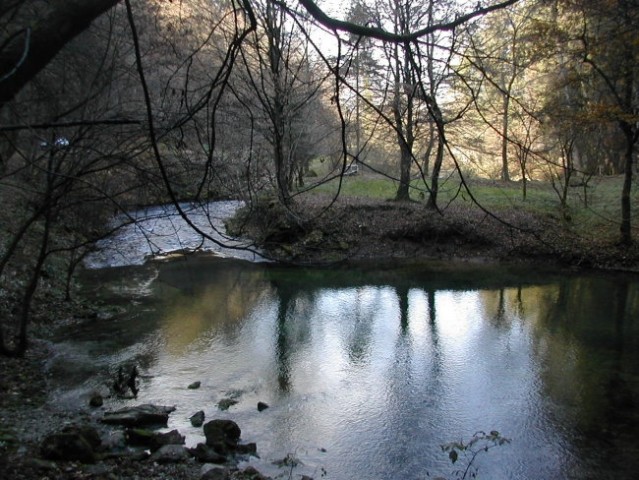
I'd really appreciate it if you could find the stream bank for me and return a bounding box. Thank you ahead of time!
[229,194,639,271]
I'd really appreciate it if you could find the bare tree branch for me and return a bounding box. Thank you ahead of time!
[0,118,140,132]
[295,0,521,42]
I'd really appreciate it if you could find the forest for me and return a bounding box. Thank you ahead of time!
[1,0,638,358]
[2,2,639,479]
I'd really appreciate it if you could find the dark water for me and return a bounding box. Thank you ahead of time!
[52,257,639,480]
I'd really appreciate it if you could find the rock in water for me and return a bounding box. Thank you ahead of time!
[235,442,257,455]
[126,428,185,451]
[148,444,190,464]
[188,381,201,389]
[113,365,140,398]
[189,443,227,463]
[257,401,269,412]
[201,466,232,480]
[190,410,205,427]
[101,404,176,427]
[217,398,238,411]
[89,394,103,408]
[203,419,241,453]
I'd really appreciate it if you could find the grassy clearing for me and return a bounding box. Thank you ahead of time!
[302,170,639,244]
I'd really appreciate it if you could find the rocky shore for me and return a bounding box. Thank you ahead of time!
[0,341,280,480]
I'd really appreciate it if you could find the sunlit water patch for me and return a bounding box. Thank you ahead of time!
[84,201,263,268]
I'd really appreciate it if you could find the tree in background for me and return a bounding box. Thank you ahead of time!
[374,0,427,201]
[0,3,150,355]
[0,0,528,356]
[541,0,639,243]
[460,1,552,183]
[237,0,332,205]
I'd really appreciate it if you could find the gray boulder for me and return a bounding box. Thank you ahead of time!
[203,419,241,454]
[101,404,176,427]
[126,428,185,451]
[189,443,227,464]
[201,466,231,480]
[235,442,257,455]
[190,410,205,427]
[148,444,190,464]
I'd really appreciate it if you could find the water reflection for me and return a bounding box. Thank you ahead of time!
[58,260,639,479]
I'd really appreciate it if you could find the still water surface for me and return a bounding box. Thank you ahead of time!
[52,256,639,480]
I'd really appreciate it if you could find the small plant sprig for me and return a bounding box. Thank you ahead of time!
[439,430,511,480]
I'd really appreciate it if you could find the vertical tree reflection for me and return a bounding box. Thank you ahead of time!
[274,283,294,393]
[605,280,635,423]
[397,285,410,335]
[427,289,442,377]
[427,290,436,326]
[346,287,374,366]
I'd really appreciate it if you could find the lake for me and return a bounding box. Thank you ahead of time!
[52,254,639,480]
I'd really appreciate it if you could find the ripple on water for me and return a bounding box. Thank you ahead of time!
[85,201,263,268]
[60,257,639,479]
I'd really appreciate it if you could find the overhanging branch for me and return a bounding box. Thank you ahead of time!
[0,119,140,133]
[296,0,521,42]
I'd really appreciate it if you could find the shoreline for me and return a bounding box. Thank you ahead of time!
[229,195,639,273]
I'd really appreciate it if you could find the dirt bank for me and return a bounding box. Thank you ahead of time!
[231,194,639,272]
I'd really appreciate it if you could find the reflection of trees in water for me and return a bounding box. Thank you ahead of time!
[397,285,410,335]
[477,286,526,329]
[604,281,637,442]
[272,283,317,393]
[159,261,269,354]
[243,268,639,477]
[275,288,292,392]
[345,287,377,366]
[449,278,639,476]
[512,276,639,477]
[379,287,445,471]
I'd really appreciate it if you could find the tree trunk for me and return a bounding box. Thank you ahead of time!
[274,132,290,206]
[0,0,120,108]
[519,154,527,200]
[501,93,511,182]
[426,99,445,210]
[1,151,56,357]
[426,137,444,210]
[396,142,412,201]
[393,78,411,201]
[422,122,436,176]
[620,126,634,245]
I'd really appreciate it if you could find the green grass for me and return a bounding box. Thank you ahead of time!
[300,171,639,243]
[311,175,401,198]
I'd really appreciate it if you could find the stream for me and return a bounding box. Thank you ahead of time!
[48,202,639,480]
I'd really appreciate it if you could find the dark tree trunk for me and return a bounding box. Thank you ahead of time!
[500,93,511,182]
[395,142,412,201]
[0,0,121,108]
[426,137,444,210]
[620,125,634,245]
